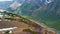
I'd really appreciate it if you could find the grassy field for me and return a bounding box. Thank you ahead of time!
[24,16,60,31]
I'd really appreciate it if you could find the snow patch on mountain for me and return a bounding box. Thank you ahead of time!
[10,1,22,9]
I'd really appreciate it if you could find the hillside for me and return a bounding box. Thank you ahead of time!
[0,0,58,34]
[15,0,52,16]
[31,0,60,31]
[0,12,56,34]
[13,0,60,32]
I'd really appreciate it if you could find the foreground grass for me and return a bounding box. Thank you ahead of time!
[21,15,60,31]
[23,29,37,34]
[4,12,35,27]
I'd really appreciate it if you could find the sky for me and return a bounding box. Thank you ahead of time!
[0,0,13,1]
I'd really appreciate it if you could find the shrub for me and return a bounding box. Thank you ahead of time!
[23,29,37,34]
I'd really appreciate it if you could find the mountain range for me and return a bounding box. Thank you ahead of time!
[0,0,60,33]
[15,0,53,15]
[0,0,25,11]
[31,0,60,31]
[13,0,60,32]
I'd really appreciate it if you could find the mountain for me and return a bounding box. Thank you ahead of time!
[14,0,25,3]
[5,0,60,31]
[6,1,22,12]
[31,0,60,31]
[14,0,60,31]
[15,0,53,16]
[0,1,13,10]
[0,0,25,11]
[8,0,53,14]
[20,0,46,15]
[6,0,25,12]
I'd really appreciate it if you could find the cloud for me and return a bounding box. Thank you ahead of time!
[0,0,13,1]
[46,0,52,3]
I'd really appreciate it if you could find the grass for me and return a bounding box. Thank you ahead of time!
[23,29,37,34]
[24,15,60,31]
[4,31,10,34]
[4,12,35,27]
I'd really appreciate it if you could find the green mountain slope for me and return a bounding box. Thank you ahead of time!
[31,0,60,31]
[13,0,60,31]
[15,0,48,16]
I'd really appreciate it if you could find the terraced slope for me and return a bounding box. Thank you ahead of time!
[0,12,56,34]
